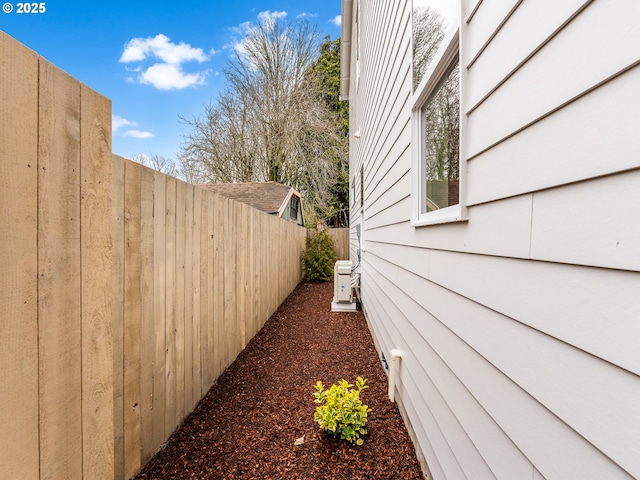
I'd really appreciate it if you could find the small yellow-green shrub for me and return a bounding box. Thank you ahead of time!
[313,377,371,445]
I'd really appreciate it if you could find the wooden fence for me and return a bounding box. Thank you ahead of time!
[111,156,308,478]
[0,32,309,480]
[325,227,350,261]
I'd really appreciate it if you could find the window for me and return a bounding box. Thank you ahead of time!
[411,1,461,225]
[290,195,299,223]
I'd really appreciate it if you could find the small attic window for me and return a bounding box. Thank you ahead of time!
[290,195,300,223]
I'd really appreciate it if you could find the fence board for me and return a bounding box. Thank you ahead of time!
[164,176,177,434]
[327,228,350,260]
[152,171,167,449]
[249,208,258,337]
[213,194,224,381]
[183,184,195,411]
[206,193,216,388]
[80,83,114,480]
[37,58,83,480]
[139,166,155,464]
[0,33,39,479]
[224,200,237,369]
[192,187,202,399]
[199,195,211,389]
[275,219,282,312]
[238,204,248,349]
[175,180,186,424]
[111,156,125,480]
[261,214,270,326]
[123,160,142,478]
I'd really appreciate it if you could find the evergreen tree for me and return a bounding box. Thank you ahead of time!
[306,36,350,227]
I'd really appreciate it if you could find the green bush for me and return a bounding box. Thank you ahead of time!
[301,229,337,281]
[313,377,372,445]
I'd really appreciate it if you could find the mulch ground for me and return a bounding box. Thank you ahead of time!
[133,281,424,479]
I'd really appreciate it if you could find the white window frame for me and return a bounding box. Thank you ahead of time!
[411,15,463,227]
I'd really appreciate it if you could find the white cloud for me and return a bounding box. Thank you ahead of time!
[120,34,211,90]
[140,63,208,90]
[229,20,253,38]
[112,114,137,132]
[331,15,342,27]
[120,34,208,64]
[256,10,287,33]
[229,11,289,60]
[123,129,155,139]
[297,12,318,19]
[257,10,287,23]
[112,114,153,139]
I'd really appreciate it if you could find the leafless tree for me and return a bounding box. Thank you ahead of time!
[413,6,459,210]
[179,16,344,216]
[132,153,180,178]
[424,64,460,182]
[179,90,258,184]
[413,6,445,91]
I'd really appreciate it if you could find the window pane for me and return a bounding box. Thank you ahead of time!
[424,62,460,211]
[413,0,457,91]
[290,196,299,222]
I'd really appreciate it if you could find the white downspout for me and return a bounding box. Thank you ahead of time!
[388,349,402,402]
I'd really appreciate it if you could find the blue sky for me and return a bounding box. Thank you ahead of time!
[1,1,342,162]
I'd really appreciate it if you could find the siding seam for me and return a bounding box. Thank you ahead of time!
[467,60,640,161]
[466,0,525,68]
[467,0,595,111]
[367,253,638,477]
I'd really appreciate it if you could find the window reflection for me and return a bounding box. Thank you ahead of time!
[423,63,460,211]
[413,1,456,91]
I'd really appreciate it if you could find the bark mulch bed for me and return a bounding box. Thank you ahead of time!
[134,281,423,479]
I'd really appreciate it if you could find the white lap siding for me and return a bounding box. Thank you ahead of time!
[346,0,640,478]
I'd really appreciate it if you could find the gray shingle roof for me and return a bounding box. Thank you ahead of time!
[198,182,293,215]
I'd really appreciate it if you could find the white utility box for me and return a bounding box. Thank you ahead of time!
[331,260,357,312]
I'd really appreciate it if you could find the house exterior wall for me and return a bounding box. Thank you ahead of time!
[345,1,640,479]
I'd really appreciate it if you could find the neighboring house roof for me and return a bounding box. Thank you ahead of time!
[198,182,304,225]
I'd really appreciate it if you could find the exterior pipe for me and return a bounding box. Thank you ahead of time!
[388,349,402,402]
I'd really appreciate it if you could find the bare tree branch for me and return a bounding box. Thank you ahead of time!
[179,16,345,219]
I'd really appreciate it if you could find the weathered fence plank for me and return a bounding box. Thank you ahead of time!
[0,32,39,478]
[206,192,216,390]
[223,199,237,370]
[151,171,167,450]
[123,160,142,479]
[164,176,177,436]
[213,193,224,382]
[199,194,211,389]
[139,165,155,464]
[191,186,203,400]
[80,83,114,480]
[175,180,187,424]
[111,155,126,480]
[183,184,195,412]
[37,58,83,480]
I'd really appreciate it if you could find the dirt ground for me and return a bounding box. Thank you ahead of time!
[133,281,423,479]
